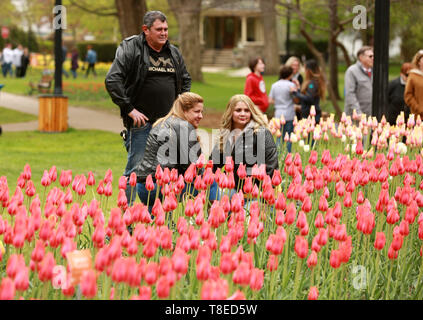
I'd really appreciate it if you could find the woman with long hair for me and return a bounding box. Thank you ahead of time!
[210,94,278,199]
[290,59,326,123]
[135,92,205,208]
[404,50,423,119]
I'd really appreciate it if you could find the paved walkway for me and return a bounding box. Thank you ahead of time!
[0,91,215,155]
[0,92,124,133]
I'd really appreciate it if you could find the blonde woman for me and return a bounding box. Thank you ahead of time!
[404,50,423,119]
[210,94,279,199]
[135,92,205,207]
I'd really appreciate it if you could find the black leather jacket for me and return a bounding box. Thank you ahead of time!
[135,116,202,183]
[210,121,279,186]
[105,33,191,128]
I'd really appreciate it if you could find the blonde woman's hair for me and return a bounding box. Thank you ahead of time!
[285,56,303,73]
[153,92,204,128]
[218,94,269,151]
[411,50,423,70]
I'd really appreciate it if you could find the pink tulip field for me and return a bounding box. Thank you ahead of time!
[1,111,423,300]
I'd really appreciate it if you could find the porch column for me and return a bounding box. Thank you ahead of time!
[241,16,247,45]
[200,16,205,45]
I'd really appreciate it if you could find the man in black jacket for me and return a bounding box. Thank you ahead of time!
[105,10,191,204]
[387,62,412,125]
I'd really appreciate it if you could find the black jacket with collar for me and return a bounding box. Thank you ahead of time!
[135,116,202,183]
[105,33,191,128]
[210,122,279,187]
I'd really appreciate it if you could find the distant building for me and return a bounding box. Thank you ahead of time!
[201,0,285,68]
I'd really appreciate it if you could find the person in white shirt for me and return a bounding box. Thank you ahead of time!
[12,44,24,78]
[2,43,14,77]
[269,65,296,152]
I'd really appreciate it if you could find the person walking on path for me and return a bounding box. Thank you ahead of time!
[12,44,23,78]
[2,43,14,77]
[244,57,269,115]
[404,50,423,120]
[19,48,30,78]
[70,47,79,79]
[269,65,297,152]
[344,46,374,118]
[85,45,97,78]
[105,10,191,205]
[387,62,412,125]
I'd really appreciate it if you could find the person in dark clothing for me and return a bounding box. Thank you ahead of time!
[70,48,79,78]
[105,10,191,205]
[85,45,97,78]
[290,59,326,124]
[135,92,205,210]
[210,94,279,201]
[387,62,412,125]
[19,48,30,78]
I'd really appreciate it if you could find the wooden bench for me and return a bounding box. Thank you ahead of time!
[28,74,53,95]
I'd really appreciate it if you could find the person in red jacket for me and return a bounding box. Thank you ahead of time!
[244,57,269,113]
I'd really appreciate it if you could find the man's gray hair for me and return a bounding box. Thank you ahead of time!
[357,46,373,59]
[143,11,167,28]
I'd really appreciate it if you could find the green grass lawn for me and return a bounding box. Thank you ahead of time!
[0,129,127,207]
[0,106,38,124]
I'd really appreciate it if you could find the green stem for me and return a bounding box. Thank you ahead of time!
[385,261,394,300]
[292,258,302,299]
[370,250,381,300]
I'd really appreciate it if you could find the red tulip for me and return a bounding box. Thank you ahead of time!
[285,202,296,225]
[237,163,247,180]
[41,170,51,187]
[308,286,319,300]
[271,170,282,186]
[374,232,386,250]
[23,164,31,180]
[225,156,234,172]
[243,177,253,194]
[329,250,341,269]
[309,150,318,165]
[38,252,56,282]
[294,236,308,259]
[172,248,189,274]
[80,270,97,299]
[156,276,171,299]
[307,251,318,269]
[388,245,399,260]
[0,278,15,300]
[267,254,279,271]
[144,262,158,285]
[249,268,264,291]
[48,165,57,182]
[232,262,251,286]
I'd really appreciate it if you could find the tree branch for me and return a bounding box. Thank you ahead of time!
[68,0,117,17]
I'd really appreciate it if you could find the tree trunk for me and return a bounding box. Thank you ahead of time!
[168,0,203,82]
[336,40,351,67]
[328,0,340,100]
[299,26,342,120]
[115,0,147,39]
[259,0,280,75]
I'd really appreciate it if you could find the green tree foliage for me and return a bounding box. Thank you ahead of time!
[391,0,423,61]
